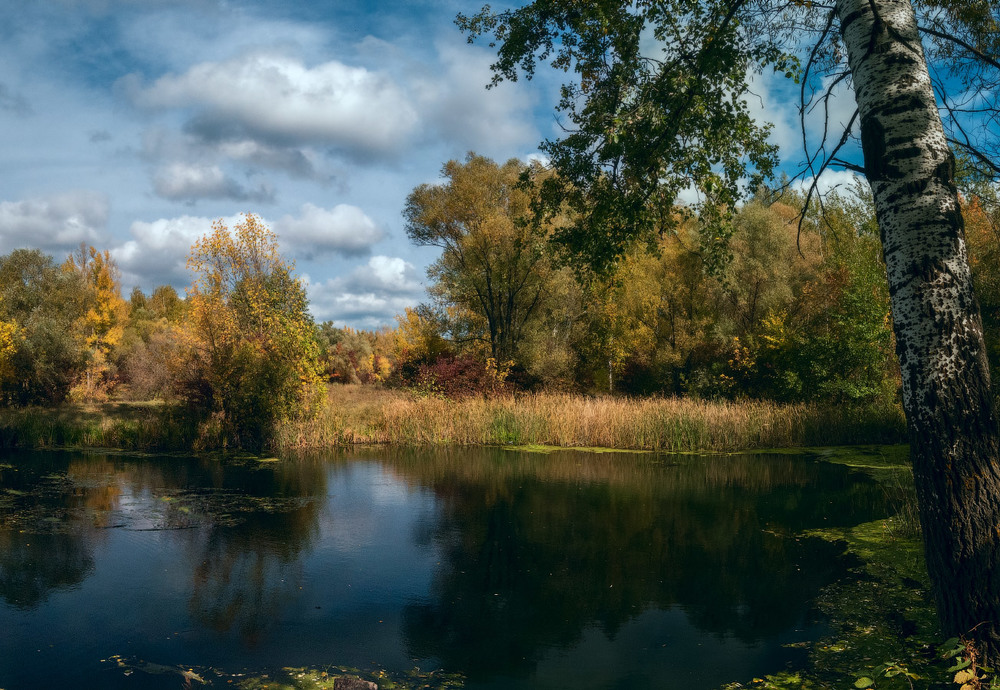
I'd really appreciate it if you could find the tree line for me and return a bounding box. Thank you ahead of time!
[2,160,997,419]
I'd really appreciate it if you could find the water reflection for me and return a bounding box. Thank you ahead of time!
[0,531,94,609]
[0,447,895,690]
[377,448,888,683]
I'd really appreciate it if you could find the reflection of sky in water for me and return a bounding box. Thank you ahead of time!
[0,449,894,690]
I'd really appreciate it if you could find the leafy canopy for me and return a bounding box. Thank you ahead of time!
[457,0,792,271]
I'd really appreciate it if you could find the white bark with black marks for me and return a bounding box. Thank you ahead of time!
[837,0,1000,656]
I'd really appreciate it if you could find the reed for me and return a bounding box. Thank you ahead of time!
[0,401,198,451]
[280,385,907,452]
[0,386,906,453]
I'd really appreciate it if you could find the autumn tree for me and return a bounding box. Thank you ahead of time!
[315,322,394,385]
[389,305,453,383]
[964,194,1000,390]
[116,284,188,401]
[0,249,88,405]
[460,0,1000,657]
[404,154,557,364]
[63,245,129,399]
[186,214,324,449]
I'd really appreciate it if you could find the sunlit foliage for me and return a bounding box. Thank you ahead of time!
[405,154,559,363]
[63,245,129,401]
[185,214,324,449]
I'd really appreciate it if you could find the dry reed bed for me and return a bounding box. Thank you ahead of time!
[284,386,906,452]
[0,387,905,452]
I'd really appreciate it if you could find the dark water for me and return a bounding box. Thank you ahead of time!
[0,447,893,689]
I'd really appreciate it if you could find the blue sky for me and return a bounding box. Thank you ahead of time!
[0,0,853,328]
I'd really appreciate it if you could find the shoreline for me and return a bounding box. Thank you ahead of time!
[0,385,908,454]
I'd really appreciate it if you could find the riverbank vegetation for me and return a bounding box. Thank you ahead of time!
[0,385,906,453]
[2,168,998,453]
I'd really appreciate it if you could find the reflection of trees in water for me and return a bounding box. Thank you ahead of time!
[383,447,891,680]
[0,451,327,629]
[0,531,94,609]
[182,457,328,644]
[185,503,320,644]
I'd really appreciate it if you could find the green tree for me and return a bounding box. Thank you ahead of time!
[0,249,88,405]
[404,154,557,363]
[186,214,324,449]
[460,0,1000,656]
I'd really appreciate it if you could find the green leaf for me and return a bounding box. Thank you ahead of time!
[948,657,973,672]
[854,677,874,689]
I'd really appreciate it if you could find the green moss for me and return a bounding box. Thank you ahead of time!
[234,666,465,690]
[501,443,652,454]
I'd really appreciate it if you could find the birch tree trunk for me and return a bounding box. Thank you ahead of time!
[836,0,1000,658]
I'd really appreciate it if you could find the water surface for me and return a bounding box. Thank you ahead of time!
[0,447,892,689]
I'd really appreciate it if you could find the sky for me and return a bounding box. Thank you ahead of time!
[0,0,855,329]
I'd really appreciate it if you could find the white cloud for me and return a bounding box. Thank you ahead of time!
[112,214,222,288]
[152,162,274,202]
[112,209,395,295]
[305,255,424,327]
[413,41,538,156]
[743,70,800,158]
[275,203,385,259]
[215,139,326,181]
[124,52,419,157]
[0,191,108,254]
[795,169,864,197]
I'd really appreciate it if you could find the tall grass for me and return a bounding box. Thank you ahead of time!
[0,401,198,451]
[280,385,907,452]
[0,386,907,453]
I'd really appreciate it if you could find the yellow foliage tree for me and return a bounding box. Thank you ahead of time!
[186,214,324,448]
[0,311,20,387]
[63,245,129,399]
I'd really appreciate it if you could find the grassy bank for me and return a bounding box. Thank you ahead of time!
[0,400,198,451]
[0,385,907,453]
[280,385,906,451]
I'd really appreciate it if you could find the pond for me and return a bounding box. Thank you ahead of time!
[0,447,895,689]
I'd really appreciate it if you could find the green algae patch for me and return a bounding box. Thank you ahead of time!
[501,443,652,455]
[811,445,910,474]
[803,518,926,585]
[235,666,465,690]
[721,517,942,690]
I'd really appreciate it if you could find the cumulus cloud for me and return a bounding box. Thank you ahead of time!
[275,203,384,259]
[112,214,221,287]
[123,52,419,158]
[305,255,424,327]
[0,191,108,254]
[215,140,325,181]
[152,162,274,202]
[141,126,330,187]
[413,41,538,155]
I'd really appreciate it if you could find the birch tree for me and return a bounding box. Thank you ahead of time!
[459,0,1000,660]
